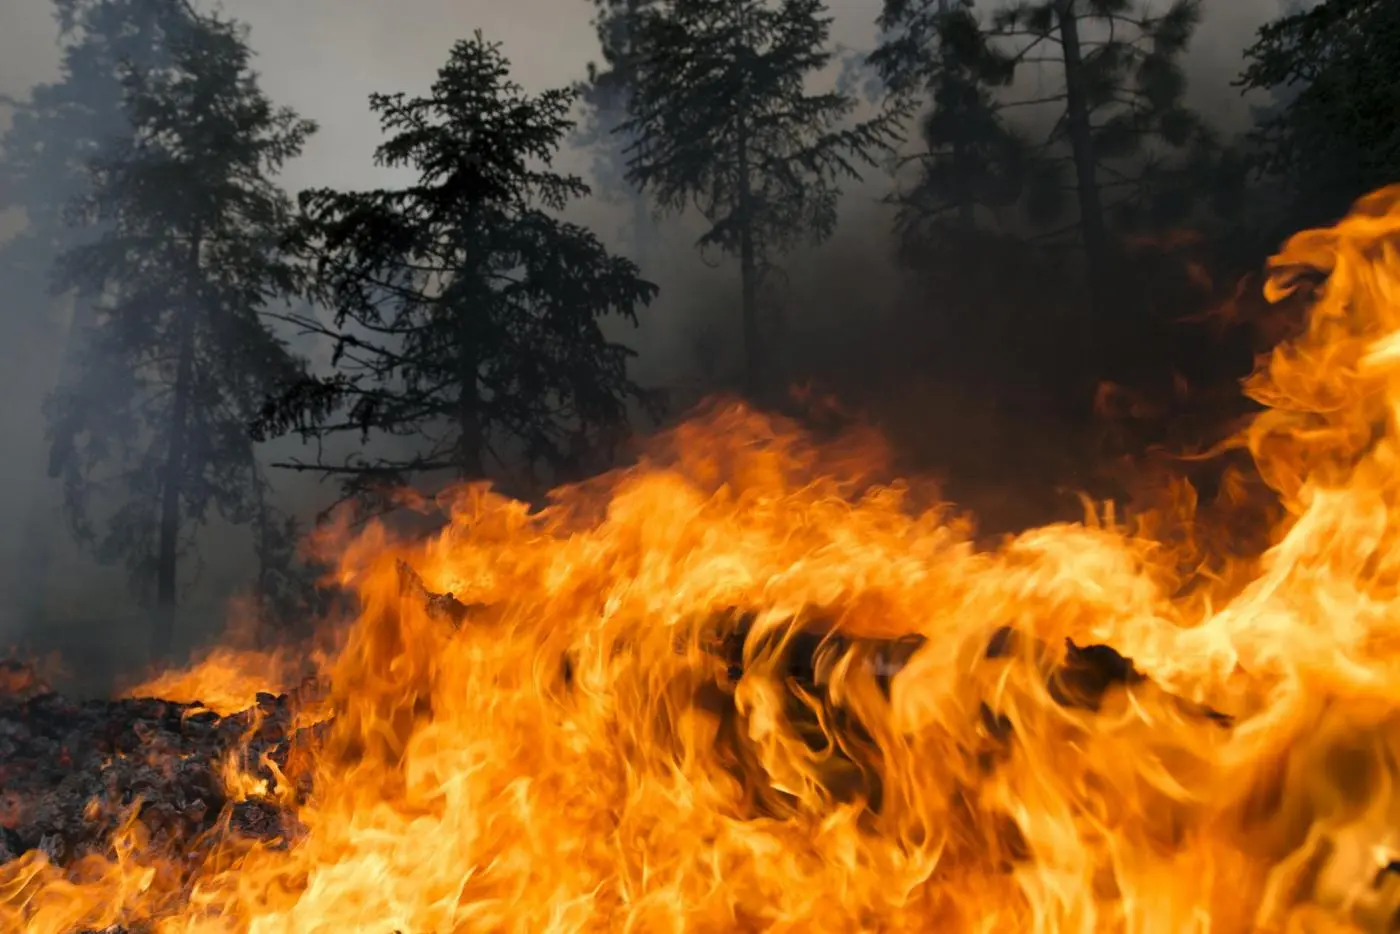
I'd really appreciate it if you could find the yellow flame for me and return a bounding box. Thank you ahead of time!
[7,186,1400,932]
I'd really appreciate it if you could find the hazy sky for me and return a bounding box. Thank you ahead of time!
[2,0,1285,194]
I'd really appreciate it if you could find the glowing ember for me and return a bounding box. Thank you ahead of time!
[6,188,1400,932]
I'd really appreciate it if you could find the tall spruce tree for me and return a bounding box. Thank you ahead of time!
[1,0,188,314]
[255,33,656,516]
[46,10,315,659]
[0,0,190,626]
[620,0,902,397]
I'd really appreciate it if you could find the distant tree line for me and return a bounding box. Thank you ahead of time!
[0,0,1395,657]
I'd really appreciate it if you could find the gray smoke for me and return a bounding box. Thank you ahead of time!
[0,0,1290,678]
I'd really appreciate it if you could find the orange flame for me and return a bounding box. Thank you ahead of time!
[8,187,1400,932]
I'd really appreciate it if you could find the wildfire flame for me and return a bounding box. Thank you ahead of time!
[7,188,1400,932]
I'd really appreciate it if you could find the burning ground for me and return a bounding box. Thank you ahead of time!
[7,189,1400,931]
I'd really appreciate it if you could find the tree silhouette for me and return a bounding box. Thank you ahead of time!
[871,0,1021,235]
[256,33,657,517]
[620,0,902,397]
[1,0,189,301]
[1239,0,1400,237]
[989,0,1209,334]
[0,0,191,626]
[574,0,663,268]
[46,9,315,659]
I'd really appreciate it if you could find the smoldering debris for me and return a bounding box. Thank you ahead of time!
[0,665,322,877]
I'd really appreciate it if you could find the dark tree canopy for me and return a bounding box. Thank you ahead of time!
[45,9,315,657]
[989,0,1213,234]
[257,32,657,517]
[621,0,902,395]
[871,0,1022,235]
[578,0,662,118]
[0,0,191,266]
[873,0,1238,262]
[1239,0,1400,235]
[862,0,1254,414]
[0,0,197,627]
[941,0,1216,357]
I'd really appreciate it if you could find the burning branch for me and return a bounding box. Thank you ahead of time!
[394,560,482,627]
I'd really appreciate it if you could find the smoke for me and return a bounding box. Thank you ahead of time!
[0,0,1289,679]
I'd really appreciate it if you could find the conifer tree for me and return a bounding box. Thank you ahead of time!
[575,0,664,266]
[0,0,191,626]
[1,0,189,296]
[989,0,1207,325]
[871,0,1021,235]
[46,10,315,658]
[621,0,902,396]
[257,33,656,515]
[1239,0,1400,236]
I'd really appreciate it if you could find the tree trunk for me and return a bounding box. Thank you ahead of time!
[456,317,485,479]
[939,0,977,229]
[734,0,760,398]
[736,182,760,399]
[152,229,201,662]
[251,474,277,647]
[19,287,99,629]
[950,117,976,229]
[1056,0,1110,340]
[630,187,653,273]
[622,0,653,274]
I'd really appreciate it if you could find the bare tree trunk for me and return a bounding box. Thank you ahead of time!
[152,228,201,662]
[621,0,654,274]
[19,287,98,629]
[630,187,653,272]
[736,168,760,398]
[456,318,485,479]
[1057,0,1110,340]
[734,0,760,398]
[953,150,976,228]
[938,0,977,229]
[250,460,279,646]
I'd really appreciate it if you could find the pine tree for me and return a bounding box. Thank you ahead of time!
[46,10,315,660]
[989,0,1207,329]
[0,0,190,626]
[620,0,903,397]
[255,33,657,516]
[1239,0,1400,236]
[871,0,1021,236]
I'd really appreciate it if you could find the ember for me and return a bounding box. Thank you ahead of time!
[6,189,1400,931]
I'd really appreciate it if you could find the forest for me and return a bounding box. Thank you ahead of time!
[0,0,1396,670]
[6,2,1400,931]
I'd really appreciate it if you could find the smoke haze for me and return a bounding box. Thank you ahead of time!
[0,0,1289,676]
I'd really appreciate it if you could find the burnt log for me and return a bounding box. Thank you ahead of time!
[396,560,482,626]
[680,610,1232,821]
